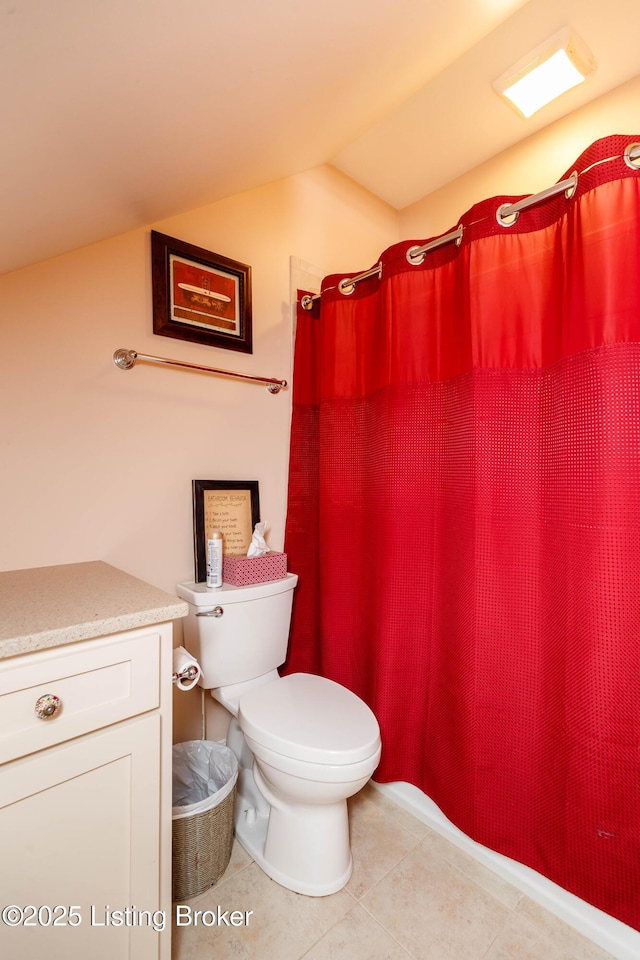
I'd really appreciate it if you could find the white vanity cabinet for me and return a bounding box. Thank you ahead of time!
[0,562,188,960]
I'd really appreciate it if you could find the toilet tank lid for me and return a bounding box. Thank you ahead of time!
[239,672,381,765]
[177,573,298,605]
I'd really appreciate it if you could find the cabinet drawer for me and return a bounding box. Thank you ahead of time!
[0,629,161,764]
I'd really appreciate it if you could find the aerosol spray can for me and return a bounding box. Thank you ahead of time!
[206,529,223,588]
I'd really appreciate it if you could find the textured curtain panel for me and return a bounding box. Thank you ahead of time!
[284,135,640,930]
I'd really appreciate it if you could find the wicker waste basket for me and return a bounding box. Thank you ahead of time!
[171,740,238,901]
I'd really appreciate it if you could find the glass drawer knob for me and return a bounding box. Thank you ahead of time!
[35,694,62,720]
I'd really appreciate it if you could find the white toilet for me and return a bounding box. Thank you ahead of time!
[177,573,381,896]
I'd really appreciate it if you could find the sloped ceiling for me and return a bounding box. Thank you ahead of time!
[1,0,639,275]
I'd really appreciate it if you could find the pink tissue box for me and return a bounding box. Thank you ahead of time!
[223,551,288,586]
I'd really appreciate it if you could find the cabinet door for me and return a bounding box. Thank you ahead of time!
[0,714,163,960]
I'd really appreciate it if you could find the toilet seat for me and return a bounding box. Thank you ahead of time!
[238,672,381,765]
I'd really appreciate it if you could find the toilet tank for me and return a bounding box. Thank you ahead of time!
[176,574,298,689]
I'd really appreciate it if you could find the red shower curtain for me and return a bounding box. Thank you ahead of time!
[284,135,640,930]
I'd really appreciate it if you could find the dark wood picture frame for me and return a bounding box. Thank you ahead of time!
[192,480,260,582]
[152,231,252,354]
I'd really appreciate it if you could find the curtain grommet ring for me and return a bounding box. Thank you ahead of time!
[624,142,640,170]
[338,278,356,296]
[406,245,427,266]
[496,203,519,228]
[564,170,578,199]
[300,295,316,311]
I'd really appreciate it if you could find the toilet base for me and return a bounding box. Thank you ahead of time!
[228,719,353,897]
[234,795,353,897]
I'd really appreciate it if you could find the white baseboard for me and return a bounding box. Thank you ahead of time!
[372,781,640,960]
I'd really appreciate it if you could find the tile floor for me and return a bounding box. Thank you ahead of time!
[172,783,615,960]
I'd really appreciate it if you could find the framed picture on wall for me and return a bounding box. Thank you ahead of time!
[192,480,260,582]
[152,231,253,354]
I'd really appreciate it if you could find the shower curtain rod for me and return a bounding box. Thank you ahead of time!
[112,348,287,393]
[300,141,640,311]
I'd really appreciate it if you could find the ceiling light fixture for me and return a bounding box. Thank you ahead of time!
[493,27,596,119]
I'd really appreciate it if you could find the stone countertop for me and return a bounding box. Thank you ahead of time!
[0,560,188,660]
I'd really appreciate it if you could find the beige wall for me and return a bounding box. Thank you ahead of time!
[0,164,397,739]
[400,73,640,239]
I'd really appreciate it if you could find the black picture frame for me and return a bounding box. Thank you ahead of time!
[192,480,260,582]
[152,231,252,354]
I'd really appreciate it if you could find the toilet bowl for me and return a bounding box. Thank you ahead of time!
[177,575,382,896]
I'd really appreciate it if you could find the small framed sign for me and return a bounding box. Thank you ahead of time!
[152,231,252,354]
[192,480,260,582]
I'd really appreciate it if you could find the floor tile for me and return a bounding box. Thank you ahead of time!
[361,840,510,960]
[484,911,575,960]
[172,861,352,960]
[363,783,435,841]
[426,833,522,911]
[346,786,423,899]
[515,897,617,960]
[301,903,413,959]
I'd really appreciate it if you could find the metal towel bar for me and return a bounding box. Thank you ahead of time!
[113,348,287,393]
